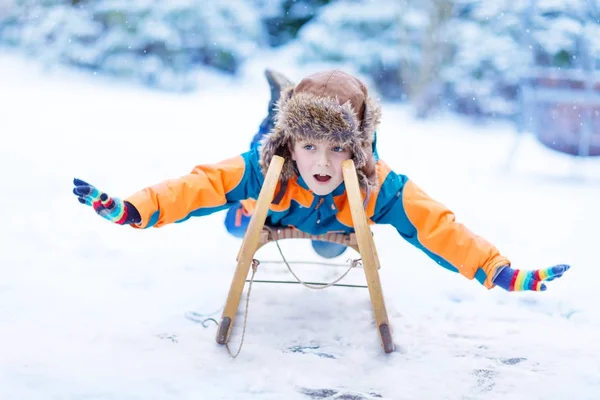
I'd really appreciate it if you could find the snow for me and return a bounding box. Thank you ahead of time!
[1,50,600,399]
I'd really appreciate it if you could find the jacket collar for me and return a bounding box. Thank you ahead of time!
[296,174,345,215]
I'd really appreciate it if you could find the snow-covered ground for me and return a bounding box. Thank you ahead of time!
[1,51,599,400]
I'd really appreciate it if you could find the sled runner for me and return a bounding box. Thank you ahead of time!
[216,155,395,354]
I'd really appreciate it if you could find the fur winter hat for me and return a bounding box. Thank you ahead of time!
[258,70,382,190]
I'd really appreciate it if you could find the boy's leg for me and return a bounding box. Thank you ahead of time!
[311,240,347,259]
[226,69,292,238]
[251,69,293,147]
[224,202,252,238]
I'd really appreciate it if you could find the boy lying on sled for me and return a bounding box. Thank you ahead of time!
[72,69,569,292]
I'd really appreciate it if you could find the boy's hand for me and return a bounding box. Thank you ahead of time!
[493,264,570,292]
[72,178,140,225]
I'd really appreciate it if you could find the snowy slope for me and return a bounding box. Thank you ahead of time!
[1,51,599,400]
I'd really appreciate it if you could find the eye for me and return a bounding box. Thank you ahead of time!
[332,146,345,153]
[303,144,315,151]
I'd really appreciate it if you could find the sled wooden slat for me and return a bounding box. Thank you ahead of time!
[257,227,382,267]
[341,159,394,353]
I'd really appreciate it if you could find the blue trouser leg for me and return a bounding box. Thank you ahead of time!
[224,202,251,238]
[224,125,267,238]
[251,119,271,147]
[225,69,286,238]
[311,240,348,259]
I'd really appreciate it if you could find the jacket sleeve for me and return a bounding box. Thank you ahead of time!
[125,148,263,229]
[371,167,510,289]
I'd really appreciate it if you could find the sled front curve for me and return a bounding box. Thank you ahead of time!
[341,159,395,353]
[216,155,285,345]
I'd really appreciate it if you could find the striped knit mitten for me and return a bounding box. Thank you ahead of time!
[72,178,141,225]
[493,264,570,292]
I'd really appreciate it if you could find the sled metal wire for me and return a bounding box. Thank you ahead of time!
[216,155,395,354]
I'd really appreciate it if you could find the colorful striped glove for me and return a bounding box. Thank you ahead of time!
[72,178,141,225]
[492,264,570,291]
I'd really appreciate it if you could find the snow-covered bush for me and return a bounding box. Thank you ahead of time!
[296,0,526,117]
[296,0,431,101]
[295,0,599,119]
[2,0,597,115]
[442,0,530,118]
[446,0,599,118]
[0,0,264,90]
[255,0,333,47]
[531,0,595,68]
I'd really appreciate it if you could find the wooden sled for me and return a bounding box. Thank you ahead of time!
[216,155,394,353]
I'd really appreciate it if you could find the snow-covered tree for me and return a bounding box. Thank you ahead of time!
[255,0,333,47]
[531,0,595,68]
[441,0,531,118]
[445,0,599,118]
[295,0,598,119]
[0,0,264,91]
[1,0,596,114]
[296,0,527,117]
[296,0,431,100]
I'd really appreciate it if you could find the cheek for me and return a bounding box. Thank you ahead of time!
[332,152,352,164]
[335,153,351,172]
[294,155,311,172]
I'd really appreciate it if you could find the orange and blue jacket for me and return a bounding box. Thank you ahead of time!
[126,145,510,289]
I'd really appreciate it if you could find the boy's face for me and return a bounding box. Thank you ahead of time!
[290,140,352,196]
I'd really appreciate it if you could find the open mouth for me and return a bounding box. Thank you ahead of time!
[314,174,332,183]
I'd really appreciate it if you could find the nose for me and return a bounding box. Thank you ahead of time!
[316,150,331,167]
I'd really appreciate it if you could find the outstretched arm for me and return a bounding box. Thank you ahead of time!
[372,168,569,290]
[126,150,263,228]
[386,177,508,288]
[73,149,263,229]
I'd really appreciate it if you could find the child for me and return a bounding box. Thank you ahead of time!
[73,69,569,292]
